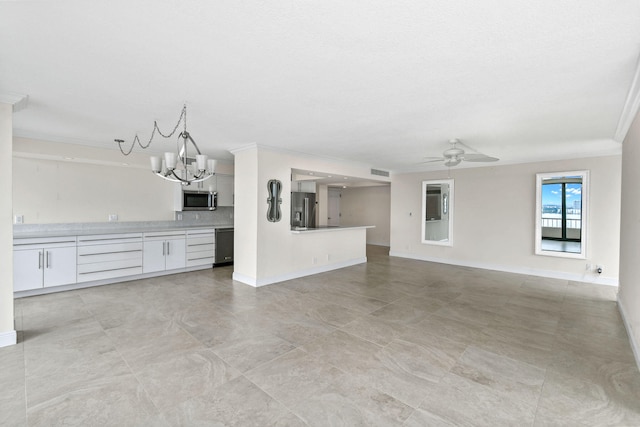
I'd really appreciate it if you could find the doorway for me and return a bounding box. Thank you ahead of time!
[328,188,341,226]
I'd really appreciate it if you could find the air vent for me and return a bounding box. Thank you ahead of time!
[370,168,390,177]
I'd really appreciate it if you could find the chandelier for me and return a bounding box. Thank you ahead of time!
[115,105,217,186]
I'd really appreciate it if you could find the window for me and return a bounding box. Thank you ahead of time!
[535,171,588,258]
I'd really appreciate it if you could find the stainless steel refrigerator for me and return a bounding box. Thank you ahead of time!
[291,192,316,229]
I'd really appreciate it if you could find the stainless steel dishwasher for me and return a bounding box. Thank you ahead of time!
[214,228,234,265]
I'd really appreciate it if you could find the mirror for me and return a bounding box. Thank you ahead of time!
[267,179,282,222]
[422,179,454,246]
[535,170,588,259]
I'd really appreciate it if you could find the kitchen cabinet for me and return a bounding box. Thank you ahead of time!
[143,231,186,273]
[77,233,143,283]
[186,228,215,267]
[215,174,234,206]
[13,236,77,291]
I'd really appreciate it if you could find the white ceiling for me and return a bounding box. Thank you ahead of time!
[2,1,639,173]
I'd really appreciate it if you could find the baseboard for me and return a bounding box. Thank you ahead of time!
[388,251,619,286]
[232,257,368,287]
[0,330,17,348]
[618,298,640,370]
[367,241,390,247]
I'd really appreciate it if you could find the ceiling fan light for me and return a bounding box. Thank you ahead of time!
[444,158,461,167]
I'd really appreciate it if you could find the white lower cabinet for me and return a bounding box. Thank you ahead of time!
[143,231,186,273]
[13,237,77,291]
[77,233,143,283]
[186,228,215,267]
[14,227,223,295]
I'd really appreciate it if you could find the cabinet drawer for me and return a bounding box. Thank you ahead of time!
[187,242,214,253]
[77,258,143,282]
[77,242,143,259]
[14,236,77,250]
[187,228,215,236]
[144,230,186,241]
[186,256,214,267]
[78,233,142,245]
[187,249,215,261]
[187,236,214,247]
[78,250,143,264]
[77,266,143,283]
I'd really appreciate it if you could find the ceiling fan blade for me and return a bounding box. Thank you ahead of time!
[463,153,499,162]
[421,156,445,162]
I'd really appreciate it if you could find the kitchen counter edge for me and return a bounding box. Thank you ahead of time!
[14,223,234,239]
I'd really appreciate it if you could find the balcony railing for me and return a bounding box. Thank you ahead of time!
[541,218,581,229]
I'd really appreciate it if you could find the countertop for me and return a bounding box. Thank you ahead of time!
[290,225,374,234]
[13,221,234,239]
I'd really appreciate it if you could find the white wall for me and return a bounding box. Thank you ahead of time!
[618,110,640,364]
[13,137,233,224]
[232,145,389,286]
[341,185,391,246]
[0,103,15,346]
[390,156,621,284]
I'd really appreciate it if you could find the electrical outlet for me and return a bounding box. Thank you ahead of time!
[108,214,118,222]
[14,215,23,224]
[312,257,317,265]
[177,213,183,221]
[586,263,592,271]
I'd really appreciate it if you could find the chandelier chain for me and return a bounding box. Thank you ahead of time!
[116,105,188,156]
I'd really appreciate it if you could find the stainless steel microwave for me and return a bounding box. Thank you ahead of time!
[182,191,217,211]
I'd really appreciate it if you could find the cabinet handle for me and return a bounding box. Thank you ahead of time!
[167,241,170,255]
[38,251,43,269]
[46,251,51,268]
[162,241,166,256]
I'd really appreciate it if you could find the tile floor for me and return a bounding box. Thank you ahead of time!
[2,245,640,426]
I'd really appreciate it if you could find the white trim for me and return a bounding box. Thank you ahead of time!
[534,170,588,260]
[0,92,28,112]
[0,330,17,348]
[421,179,454,247]
[232,257,368,287]
[388,251,618,286]
[615,53,640,142]
[618,298,640,371]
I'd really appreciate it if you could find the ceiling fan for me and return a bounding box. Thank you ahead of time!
[423,138,499,167]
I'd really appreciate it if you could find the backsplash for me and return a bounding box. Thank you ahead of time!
[14,207,234,235]
[174,206,234,224]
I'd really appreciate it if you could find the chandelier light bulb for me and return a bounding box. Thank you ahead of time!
[196,154,207,171]
[150,156,162,173]
[164,152,177,170]
[208,159,217,174]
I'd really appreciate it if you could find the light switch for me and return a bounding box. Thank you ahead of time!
[108,214,118,222]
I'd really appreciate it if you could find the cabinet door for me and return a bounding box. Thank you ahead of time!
[217,175,234,206]
[43,246,77,288]
[14,249,43,291]
[143,240,166,273]
[165,238,186,270]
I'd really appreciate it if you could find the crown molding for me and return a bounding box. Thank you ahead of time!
[615,54,640,142]
[0,92,28,112]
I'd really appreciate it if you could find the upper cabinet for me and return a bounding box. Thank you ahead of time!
[216,174,234,206]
